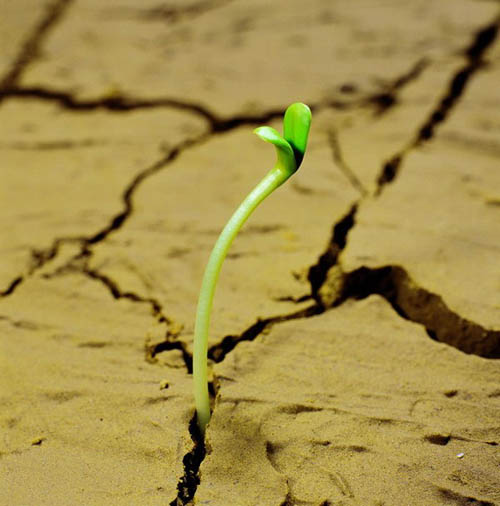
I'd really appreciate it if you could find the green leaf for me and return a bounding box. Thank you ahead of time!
[283,103,312,169]
[254,126,296,175]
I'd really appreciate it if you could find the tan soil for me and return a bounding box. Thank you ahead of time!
[1,1,499,505]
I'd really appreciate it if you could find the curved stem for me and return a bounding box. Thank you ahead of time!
[193,166,289,435]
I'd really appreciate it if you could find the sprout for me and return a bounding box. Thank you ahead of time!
[193,103,312,435]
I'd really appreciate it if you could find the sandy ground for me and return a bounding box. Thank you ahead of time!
[1,1,499,505]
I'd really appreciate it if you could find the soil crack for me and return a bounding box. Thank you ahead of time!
[0,134,210,299]
[82,263,173,326]
[304,202,499,358]
[0,277,23,296]
[327,129,367,197]
[169,414,206,506]
[147,340,193,374]
[366,57,429,116]
[0,86,305,135]
[376,14,500,191]
[86,136,209,246]
[415,18,499,145]
[0,86,325,137]
[208,304,323,364]
[0,84,398,134]
[307,203,358,302]
[0,0,74,95]
[328,264,499,359]
[0,86,217,123]
[35,244,188,359]
[437,487,495,506]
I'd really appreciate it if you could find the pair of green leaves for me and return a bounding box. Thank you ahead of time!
[254,102,312,176]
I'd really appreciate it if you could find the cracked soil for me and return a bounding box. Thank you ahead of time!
[1,1,499,505]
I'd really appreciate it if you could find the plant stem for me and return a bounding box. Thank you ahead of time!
[193,167,289,435]
[192,102,311,436]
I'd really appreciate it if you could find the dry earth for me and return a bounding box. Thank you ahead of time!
[1,1,499,505]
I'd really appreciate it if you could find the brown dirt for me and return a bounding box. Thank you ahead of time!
[1,1,499,505]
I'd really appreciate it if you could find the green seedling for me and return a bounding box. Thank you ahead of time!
[193,103,312,435]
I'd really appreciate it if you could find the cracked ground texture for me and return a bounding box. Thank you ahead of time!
[0,1,499,505]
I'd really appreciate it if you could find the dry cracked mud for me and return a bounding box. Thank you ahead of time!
[1,1,499,505]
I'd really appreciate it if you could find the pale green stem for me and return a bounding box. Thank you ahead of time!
[193,165,291,435]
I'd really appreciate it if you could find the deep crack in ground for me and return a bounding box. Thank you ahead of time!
[169,414,206,506]
[339,266,500,358]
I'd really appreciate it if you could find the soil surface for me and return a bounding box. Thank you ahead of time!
[1,1,499,505]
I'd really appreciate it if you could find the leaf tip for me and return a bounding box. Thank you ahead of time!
[283,102,312,169]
